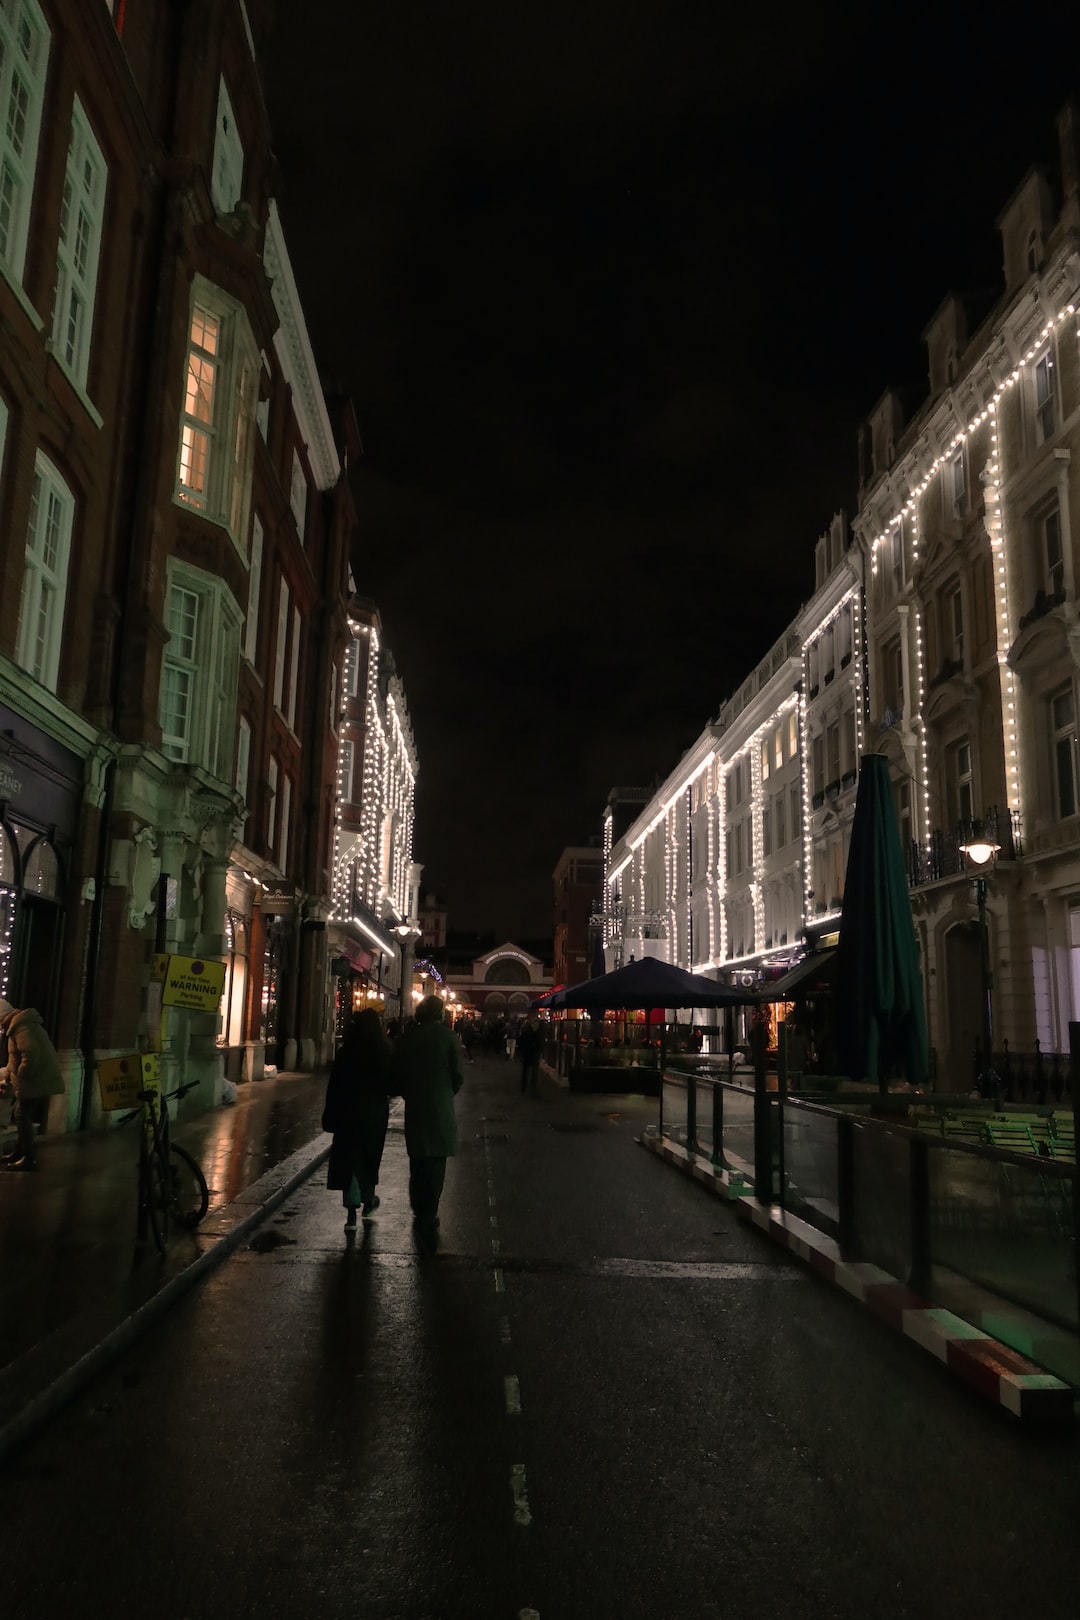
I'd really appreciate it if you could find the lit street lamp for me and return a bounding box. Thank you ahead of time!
[391,922,422,1019]
[959,824,1001,1100]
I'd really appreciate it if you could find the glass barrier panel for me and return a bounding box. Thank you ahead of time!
[718,1084,755,1180]
[851,1124,912,1281]
[929,1145,1078,1335]
[693,1077,715,1161]
[782,1105,840,1234]
[662,1073,688,1150]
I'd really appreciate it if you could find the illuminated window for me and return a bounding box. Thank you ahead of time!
[0,0,49,283]
[1050,686,1078,821]
[947,585,964,663]
[52,98,106,389]
[175,277,258,541]
[159,563,242,776]
[15,454,73,691]
[760,739,770,781]
[266,754,279,851]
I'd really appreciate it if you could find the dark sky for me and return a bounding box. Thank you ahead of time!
[262,3,1078,944]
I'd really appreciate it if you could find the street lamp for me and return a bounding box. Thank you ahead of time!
[391,922,422,1019]
[959,823,1001,1101]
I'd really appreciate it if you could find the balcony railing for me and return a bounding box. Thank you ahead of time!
[905,805,1021,888]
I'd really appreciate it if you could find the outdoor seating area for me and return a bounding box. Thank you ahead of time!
[907,1107,1075,1162]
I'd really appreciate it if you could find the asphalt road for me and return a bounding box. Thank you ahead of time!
[2,1055,1078,1620]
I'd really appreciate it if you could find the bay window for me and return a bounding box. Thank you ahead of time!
[159,563,242,779]
[175,276,258,544]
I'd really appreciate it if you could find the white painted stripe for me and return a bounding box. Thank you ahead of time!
[511,1463,532,1526]
[505,1374,521,1415]
[492,1236,501,1254]
[500,1317,512,1345]
[490,1213,499,1228]
[494,1268,505,1293]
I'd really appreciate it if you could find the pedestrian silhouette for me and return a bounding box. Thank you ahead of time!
[391,995,464,1249]
[322,1009,392,1235]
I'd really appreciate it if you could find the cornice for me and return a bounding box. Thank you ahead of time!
[263,201,340,491]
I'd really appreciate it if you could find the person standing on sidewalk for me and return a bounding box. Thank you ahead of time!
[0,1000,64,1172]
[391,995,464,1248]
[322,1009,393,1234]
[518,1014,543,1096]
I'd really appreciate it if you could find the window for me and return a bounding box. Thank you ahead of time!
[175,276,258,540]
[788,711,798,756]
[235,715,251,800]
[790,784,801,841]
[826,721,840,787]
[266,754,278,851]
[775,791,786,849]
[1050,686,1078,821]
[760,738,770,781]
[286,604,300,729]
[951,450,965,512]
[289,448,307,542]
[762,806,772,858]
[211,76,244,215]
[1041,507,1064,597]
[0,0,49,283]
[774,726,783,770]
[812,734,824,797]
[243,513,263,663]
[16,454,73,690]
[1034,349,1056,442]
[273,577,289,710]
[158,564,241,776]
[278,773,291,873]
[946,738,974,831]
[52,99,106,389]
[339,738,354,804]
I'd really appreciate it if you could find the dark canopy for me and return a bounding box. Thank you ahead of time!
[547,955,751,1011]
[833,753,928,1090]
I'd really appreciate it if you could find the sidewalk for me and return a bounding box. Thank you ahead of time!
[0,1069,335,1462]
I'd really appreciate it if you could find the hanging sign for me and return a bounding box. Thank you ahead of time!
[95,1049,158,1114]
[160,953,227,1012]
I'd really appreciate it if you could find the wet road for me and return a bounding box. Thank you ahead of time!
[2,1055,1078,1620]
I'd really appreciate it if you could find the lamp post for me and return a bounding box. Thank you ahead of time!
[959,825,1001,1101]
[391,923,422,1020]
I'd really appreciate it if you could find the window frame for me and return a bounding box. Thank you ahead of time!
[211,74,244,215]
[15,451,74,692]
[158,561,243,778]
[0,0,49,285]
[174,275,258,545]
[52,95,107,390]
[1033,347,1056,444]
[1050,684,1078,822]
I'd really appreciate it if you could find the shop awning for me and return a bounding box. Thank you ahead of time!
[760,949,836,1001]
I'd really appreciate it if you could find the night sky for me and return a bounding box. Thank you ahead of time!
[262,4,1078,944]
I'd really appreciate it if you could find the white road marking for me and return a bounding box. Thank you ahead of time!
[511,1463,532,1526]
[492,1236,501,1254]
[494,1268,505,1292]
[504,1374,521,1416]
[500,1317,512,1345]
[490,1212,499,1229]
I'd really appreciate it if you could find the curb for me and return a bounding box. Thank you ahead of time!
[0,1137,330,1465]
[640,1131,1076,1425]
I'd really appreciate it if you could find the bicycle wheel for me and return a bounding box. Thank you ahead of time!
[169,1143,209,1228]
[143,1141,171,1255]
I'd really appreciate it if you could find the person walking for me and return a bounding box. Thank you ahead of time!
[391,995,464,1248]
[518,1013,543,1096]
[322,1009,393,1234]
[0,1000,64,1172]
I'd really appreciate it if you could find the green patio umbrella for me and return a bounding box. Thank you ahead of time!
[834,752,928,1092]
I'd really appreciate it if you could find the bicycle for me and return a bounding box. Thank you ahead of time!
[120,1079,210,1254]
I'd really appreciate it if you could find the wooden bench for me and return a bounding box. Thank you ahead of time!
[984,1121,1039,1155]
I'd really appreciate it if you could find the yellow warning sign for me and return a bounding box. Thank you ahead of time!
[161,954,226,1012]
[97,1053,145,1112]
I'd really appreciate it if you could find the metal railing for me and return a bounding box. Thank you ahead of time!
[658,1068,1079,1382]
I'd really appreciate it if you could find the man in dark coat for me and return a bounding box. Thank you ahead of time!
[390,995,464,1247]
[322,1009,392,1233]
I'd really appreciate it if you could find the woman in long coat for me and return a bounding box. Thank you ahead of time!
[322,1009,392,1233]
[390,995,465,1246]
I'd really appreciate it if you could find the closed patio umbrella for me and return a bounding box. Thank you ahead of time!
[834,752,928,1092]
